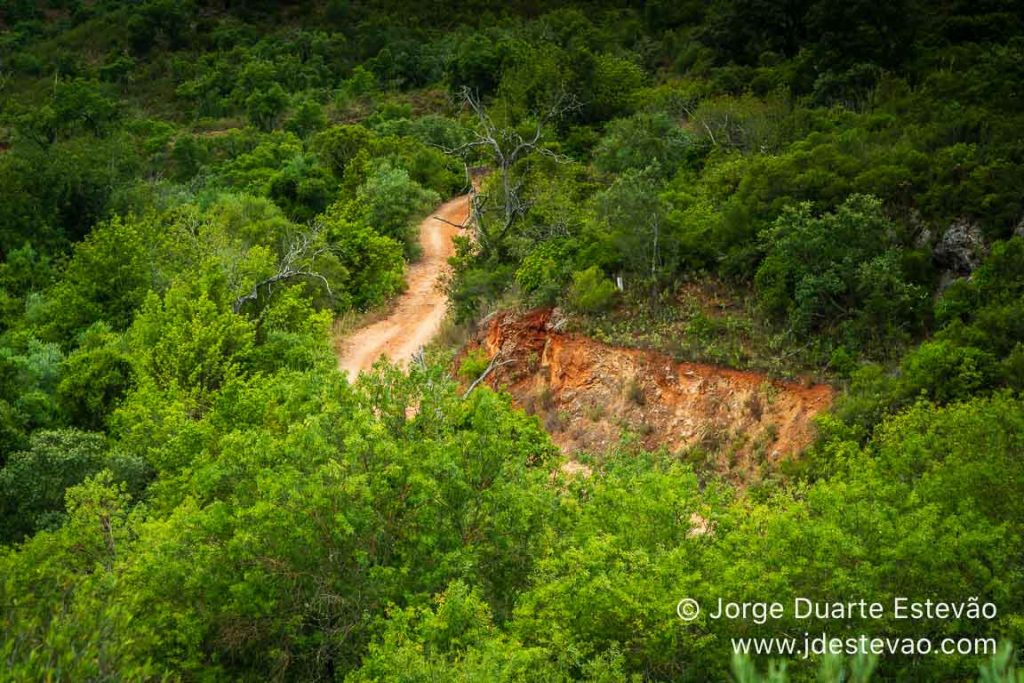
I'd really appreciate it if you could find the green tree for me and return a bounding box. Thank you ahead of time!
[44,215,165,342]
[285,98,327,139]
[0,429,107,542]
[754,194,927,352]
[128,283,255,402]
[322,215,406,309]
[0,472,149,679]
[13,79,120,146]
[590,168,676,306]
[315,124,376,177]
[347,160,439,257]
[586,52,646,122]
[266,154,337,222]
[594,111,701,175]
[0,336,63,456]
[567,265,618,313]
[56,323,133,431]
[246,83,290,132]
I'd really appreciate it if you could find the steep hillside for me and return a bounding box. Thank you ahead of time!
[472,309,833,480]
[2,1,1024,681]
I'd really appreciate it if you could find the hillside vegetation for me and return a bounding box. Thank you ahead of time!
[1,1,1024,680]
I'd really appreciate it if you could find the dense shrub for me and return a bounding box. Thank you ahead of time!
[567,265,618,313]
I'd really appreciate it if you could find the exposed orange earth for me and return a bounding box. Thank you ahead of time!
[470,309,835,481]
[336,197,833,479]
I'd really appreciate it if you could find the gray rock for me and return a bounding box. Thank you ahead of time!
[909,209,932,249]
[914,227,932,250]
[934,218,988,276]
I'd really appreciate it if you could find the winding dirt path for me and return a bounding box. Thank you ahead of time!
[337,195,469,379]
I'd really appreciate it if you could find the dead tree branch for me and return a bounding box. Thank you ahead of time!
[432,214,472,229]
[462,354,515,399]
[439,87,580,256]
[233,222,334,314]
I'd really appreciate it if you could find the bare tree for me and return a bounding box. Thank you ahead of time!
[232,222,334,314]
[438,86,578,256]
[462,353,514,399]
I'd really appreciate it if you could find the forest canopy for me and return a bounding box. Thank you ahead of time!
[2,0,1024,681]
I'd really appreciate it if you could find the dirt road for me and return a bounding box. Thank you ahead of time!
[337,194,469,379]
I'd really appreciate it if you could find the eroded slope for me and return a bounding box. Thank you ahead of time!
[471,309,835,480]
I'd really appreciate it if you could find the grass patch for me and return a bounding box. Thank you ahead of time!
[566,276,834,381]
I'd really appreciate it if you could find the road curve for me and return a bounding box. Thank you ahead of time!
[336,194,469,380]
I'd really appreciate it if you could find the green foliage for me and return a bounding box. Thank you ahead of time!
[0,243,55,330]
[594,111,701,175]
[125,0,197,54]
[0,132,145,253]
[56,323,133,431]
[900,340,999,404]
[0,471,151,680]
[979,644,1024,683]
[515,239,576,306]
[322,213,407,310]
[349,581,628,682]
[12,78,121,146]
[246,83,290,131]
[732,652,920,683]
[315,124,376,177]
[53,364,558,678]
[347,159,440,257]
[936,237,1024,363]
[0,336,63,455]
[43,215,165,342]
[567,266,618,313]
[830,236,1024,438]
[459,347,491,382]
[690,93,793,154]
[266,153,337,222]
[3,3,1024,681]
[285,97,327,138]
[586,52,646,121]
[128,283,255,402]
[448,31,516,96]
[755,195,928,353]
[0,429,146,543]
[586,167,686,297]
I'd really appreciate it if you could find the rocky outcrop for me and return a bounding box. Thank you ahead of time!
[934,218,988,276]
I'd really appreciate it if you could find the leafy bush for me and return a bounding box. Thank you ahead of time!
[57,324,133,431]
[755,194,928,353]
[899,340,999,404]
[315,124,375,177]
[325,217,406,310]
[514,240,575,306]
[284,98,327,138]
[594,111,701,175]
[348,160,439,257]
[567,265,618,313]
[0,429,146,543]
[458,347,491,381]
[245,83,289,131]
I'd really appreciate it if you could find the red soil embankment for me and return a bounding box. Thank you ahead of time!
[472,309,835,480]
